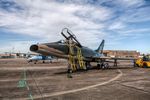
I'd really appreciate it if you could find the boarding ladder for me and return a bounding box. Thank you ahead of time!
[68,41,86,71]
[76,46,85,70]
[68,39,76,71]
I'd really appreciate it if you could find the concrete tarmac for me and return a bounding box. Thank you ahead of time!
[0,58,150,100]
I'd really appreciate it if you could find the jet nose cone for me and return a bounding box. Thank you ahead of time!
[30,45,38,52]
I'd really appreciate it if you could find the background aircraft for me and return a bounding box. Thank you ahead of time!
[27,55,53,64]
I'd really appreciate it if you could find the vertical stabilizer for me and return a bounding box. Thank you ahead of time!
[95,40,105,54]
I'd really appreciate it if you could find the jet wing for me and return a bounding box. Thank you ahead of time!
[86,56,137,62]
[110,57,137,60]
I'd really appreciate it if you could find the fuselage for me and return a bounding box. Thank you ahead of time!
[30,40,102,61]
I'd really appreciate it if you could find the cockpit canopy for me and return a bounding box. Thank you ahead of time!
[56,40,66,44]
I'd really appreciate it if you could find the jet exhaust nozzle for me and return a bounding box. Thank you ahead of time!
[30,45,38,52]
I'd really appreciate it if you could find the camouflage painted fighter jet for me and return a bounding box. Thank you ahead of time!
[30,28,135,71]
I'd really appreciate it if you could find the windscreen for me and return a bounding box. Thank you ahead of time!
[143,56,150,61]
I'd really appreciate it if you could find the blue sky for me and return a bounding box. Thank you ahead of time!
[0,0,150,53]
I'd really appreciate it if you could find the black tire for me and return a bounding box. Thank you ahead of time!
[143,63,148,68]
[101,63,109,69]
[104,63,109,69]
[97,64,101,69]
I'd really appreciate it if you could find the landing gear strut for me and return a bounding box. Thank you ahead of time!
[97,62,109,69]
[85,62,91,70]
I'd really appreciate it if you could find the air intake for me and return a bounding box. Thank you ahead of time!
[30,45,38,51]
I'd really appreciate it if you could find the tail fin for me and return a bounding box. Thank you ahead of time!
[95,39,105,54]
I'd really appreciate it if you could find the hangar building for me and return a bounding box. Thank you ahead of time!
[103,50,140,58]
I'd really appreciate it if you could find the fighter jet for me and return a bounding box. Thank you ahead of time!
[30,28,134,71]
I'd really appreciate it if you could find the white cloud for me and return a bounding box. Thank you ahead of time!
[0,0,149,53]
[119,28,150,34]
[0,0,113,52]
[109,21,125,30]
[119,6,150,23]
[117,0,145,8]
[0,0,112,38]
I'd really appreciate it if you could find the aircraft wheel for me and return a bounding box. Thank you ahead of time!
[97,64,101,69]
[97,64,100,67]
[102,66,105,69]
[85,62,91,70]
[101,63,109,69]
[104,63,109,69]
[143,63,148,68]
[50,60,52,63]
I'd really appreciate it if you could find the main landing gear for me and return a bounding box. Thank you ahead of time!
[97,62,109,69]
